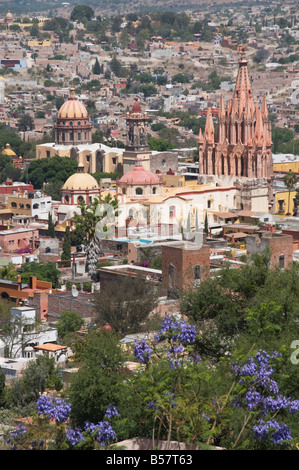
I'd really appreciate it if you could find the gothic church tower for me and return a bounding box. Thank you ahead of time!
[198,49,274,212]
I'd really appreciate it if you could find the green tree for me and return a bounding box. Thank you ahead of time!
[47,212,55,238]
[17,114,34,132]
[70,5,94,23]
[56,310,84,342]
[73,194,118,280]
[25,155,78,190]
[283,170,297,215]
[20,261,60,287]
[0,154,21,183]
[93,275,158,334]
[68,329,126,426]
[204,211,209,235]
[92,57,102,75]
[61,226,71,261]
[7,356,63,409]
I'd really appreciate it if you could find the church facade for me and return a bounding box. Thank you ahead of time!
[198,49,274,212]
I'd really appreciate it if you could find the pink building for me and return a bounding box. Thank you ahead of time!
[0,227,39,252]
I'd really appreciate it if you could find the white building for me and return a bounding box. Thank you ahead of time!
[0,306,57,359]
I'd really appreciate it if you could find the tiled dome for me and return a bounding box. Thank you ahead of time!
[57,88,89,120]
[119,160,160,185]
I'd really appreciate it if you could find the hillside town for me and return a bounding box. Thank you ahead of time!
[0,0,298,452]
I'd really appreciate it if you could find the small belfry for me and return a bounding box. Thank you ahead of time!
[198,48,273,181]
[125,97,149,151]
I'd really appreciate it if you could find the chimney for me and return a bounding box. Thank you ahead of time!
[29,276,37,290]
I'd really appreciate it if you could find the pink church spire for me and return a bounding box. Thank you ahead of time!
[204,107,215,144]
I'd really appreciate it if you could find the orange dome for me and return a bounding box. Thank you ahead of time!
[57,88,89,120]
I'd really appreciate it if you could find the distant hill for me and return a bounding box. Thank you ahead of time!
[0,0,285,18]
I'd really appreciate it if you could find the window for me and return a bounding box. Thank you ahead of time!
[168,264,175,288]
[153,187,156,194]
[207,200,211,209]
[194,265,201,281]
[169,206,175,218]
[279,255,285,269]
[78,196,84,203]
[122,188,126,195]
[64,195,69,204]
[136,187,143,195]
[46,151,50,158]
[78,132,81,140]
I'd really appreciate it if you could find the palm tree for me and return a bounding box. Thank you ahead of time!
[283,170,298,215]
[73,194,119,280]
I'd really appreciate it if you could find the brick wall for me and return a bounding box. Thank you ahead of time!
[161,242,210,295]
[246,233,293,269]
[47,293,96,322]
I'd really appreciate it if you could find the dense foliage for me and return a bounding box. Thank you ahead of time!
[2,251,299,450]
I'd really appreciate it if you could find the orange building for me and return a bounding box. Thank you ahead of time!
[0,275,52,321]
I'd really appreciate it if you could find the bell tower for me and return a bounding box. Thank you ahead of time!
[122,97,151,173]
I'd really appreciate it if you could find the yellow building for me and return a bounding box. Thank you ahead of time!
[274,189,296,215]
[273,154,299,174]
[28,39,51,47]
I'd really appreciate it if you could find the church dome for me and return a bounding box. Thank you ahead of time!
[57,88,89,120]
[62,172,99,191]
[2,143,16,156]
[131,97,142,114]
[5,11,13,20]
[119,160,160,185]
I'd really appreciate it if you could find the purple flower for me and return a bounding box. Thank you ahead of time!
[134,339,153,363]
[84,420,116,446]
[245,389,263,411]
[155,316,197,344]
[253,420,292,445]
[104,405,119,418]
[66,428,85,446]
[36,395,71,423]
[8,423,27,440]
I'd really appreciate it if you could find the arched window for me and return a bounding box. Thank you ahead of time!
[152,187,156,194]
[122,188,126,195]
[136,187,143,195]
[77,196,84,204]
[64,195,69,204]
